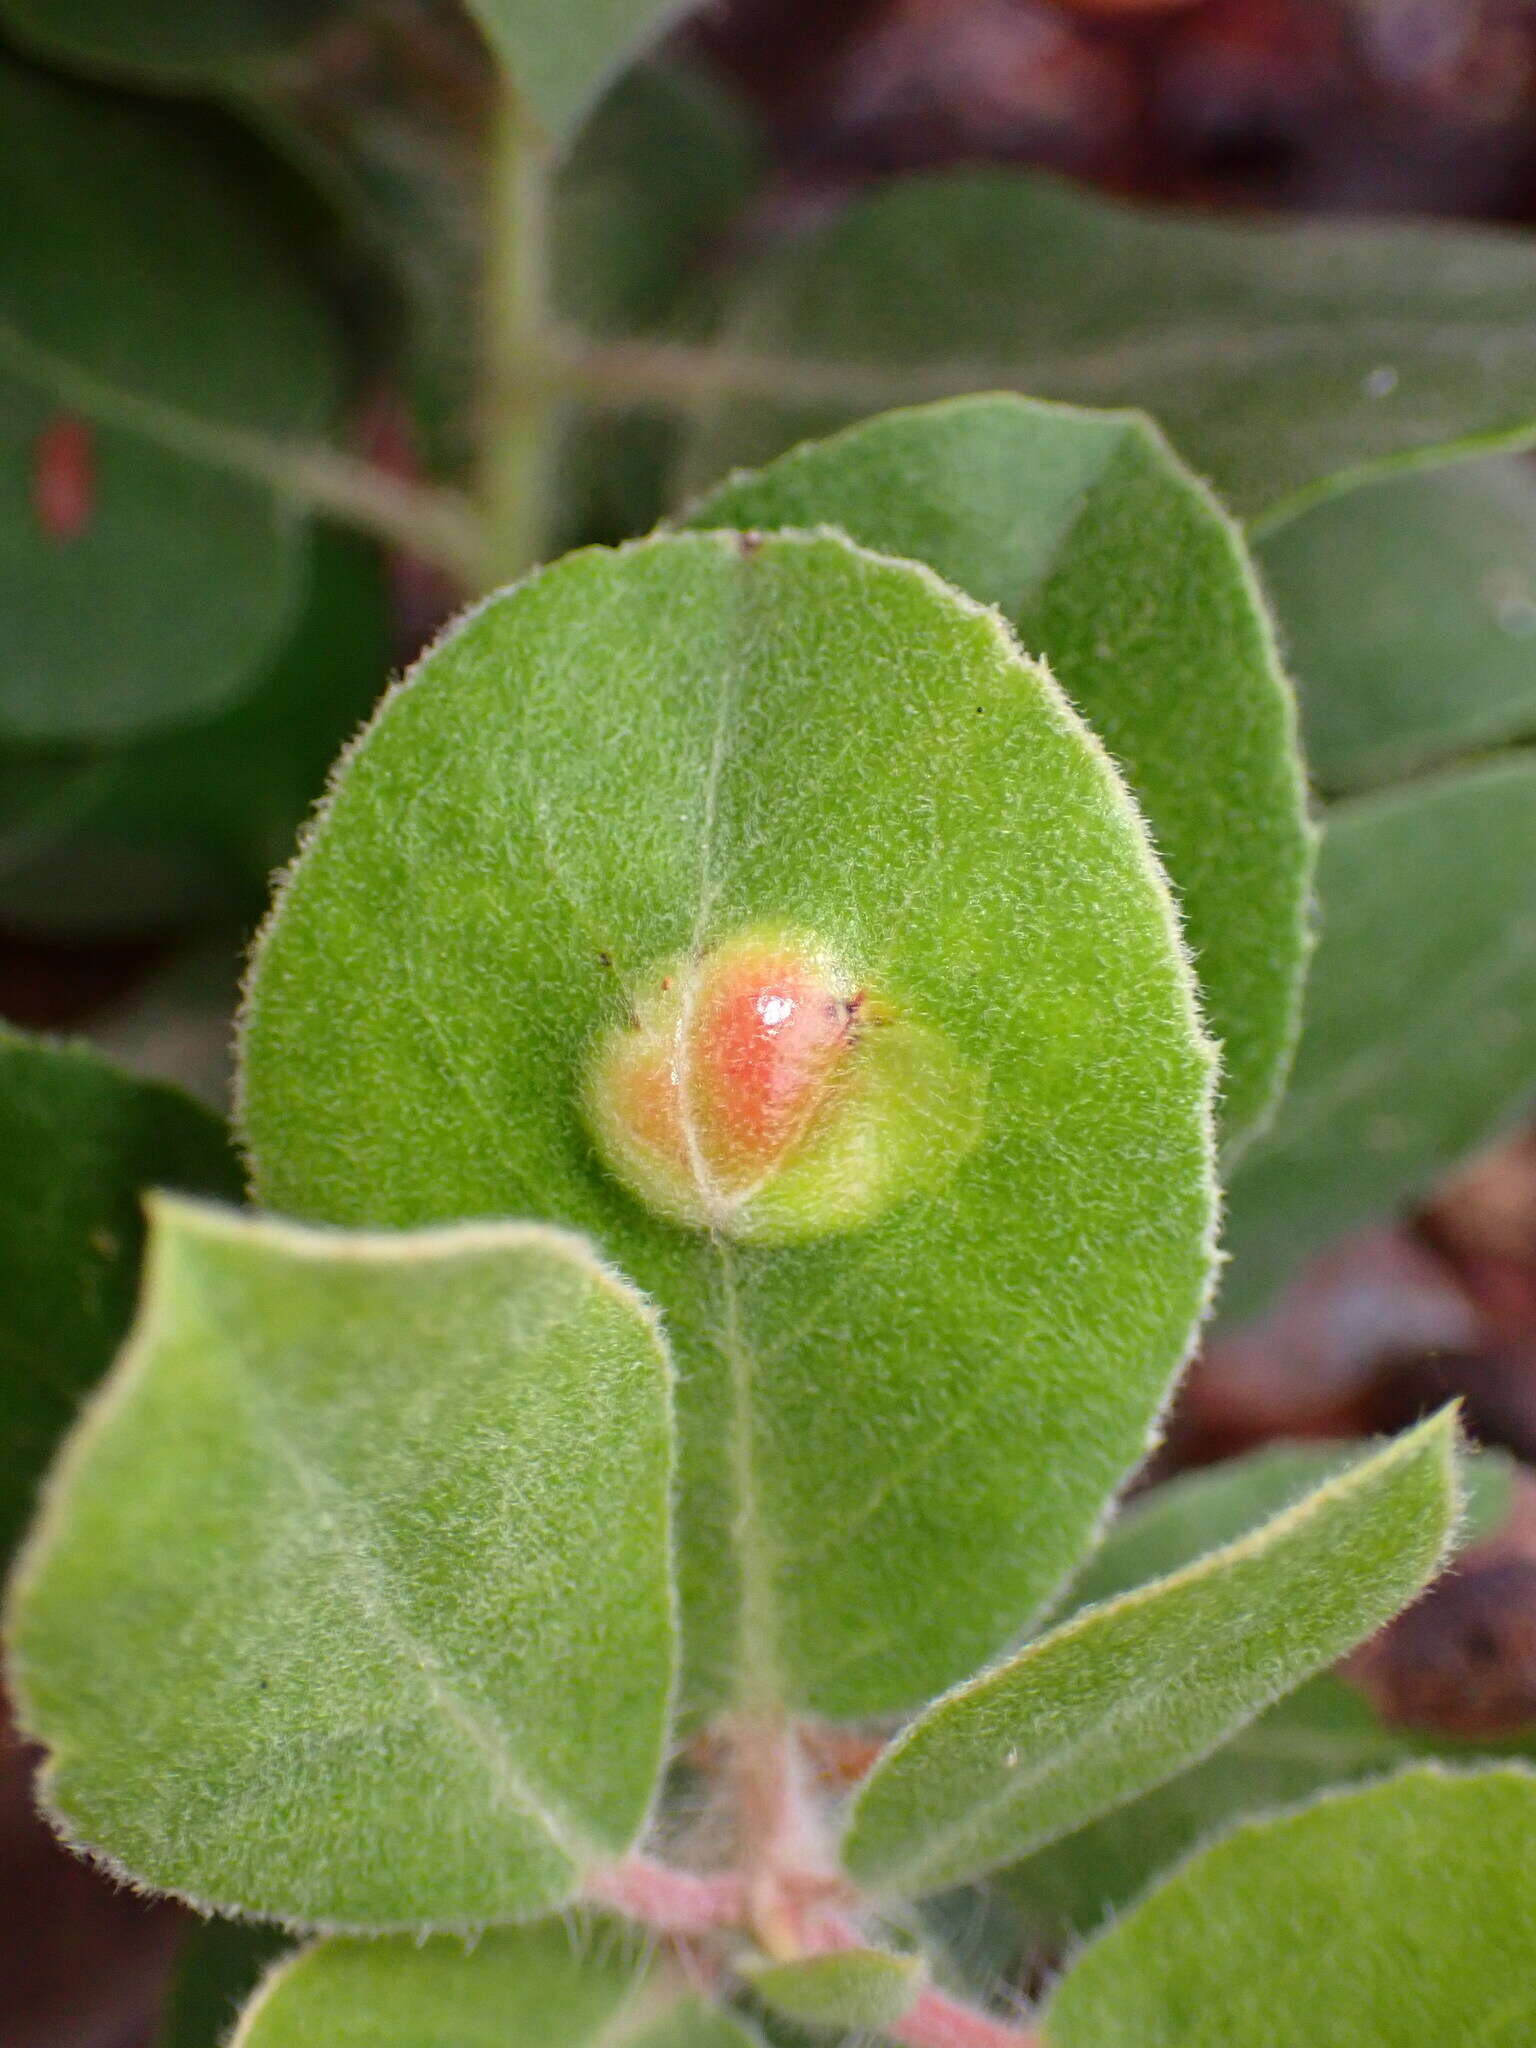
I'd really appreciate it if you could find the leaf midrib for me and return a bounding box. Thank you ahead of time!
[216,1331,602,1869]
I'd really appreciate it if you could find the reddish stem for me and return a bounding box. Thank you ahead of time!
[583,1855,746,1933]
[893,1985,1043,2048]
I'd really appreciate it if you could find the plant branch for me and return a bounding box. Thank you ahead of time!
[550,327,1010,417]
[0,322,491,587]
[583,1855,746,1933]
[475,83,562,582]
[892,1985,1044,2048]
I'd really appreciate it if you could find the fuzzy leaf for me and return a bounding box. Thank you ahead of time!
[0,0,329,84]
[1062,1441,1513,1621]
[1258,455,1536,795]
[1222,754,1536,1324]
[232,1922,759,2047]
[842,1411,1458,1897]
[1042,1767,1536,2047]
[0,1029,239,1562]
[686,395,1310,1152]
[748,1950,923,2033]
[681,170,1536,526]
[0,57,343,742]
[239,528,1216,1721]
[998,1677,1413,1943]
[462,0,694,144]
[998,1443,1521,1940]
[6,1199,675,1928]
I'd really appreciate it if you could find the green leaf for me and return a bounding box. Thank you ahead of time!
[0,0,330,87]
[556,64,761,344]
[1061,1445,1364,1617]
[0,57,345,742]
[1062,1440,1513,1619]
[1222,753,1536,1324]
[463,0,694,145]
[999,1676,1414,1943]
[681,170,1536,527]
[238,527,1217,1720]
[1258,455,1536,795]
[232,1922,760,2047]
[6,1199,676,1928]
[0,527,389,936]
[158,1919,293,2048]
[0,1029,239,1563]
[998,1443,1520,1939]
[842,1411,1458,1897]
[686,395,1310,1152]
[1041,1766,1536,2048]
[747,1950,923,2033]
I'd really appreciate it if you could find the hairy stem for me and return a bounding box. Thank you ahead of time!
[476,84,562,583]
[583,1855,746,1933]
[893,1986,1044,2048]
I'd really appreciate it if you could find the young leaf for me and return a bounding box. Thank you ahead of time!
[1041,1766,1536,2047]
[842,1410,1458,1898]
[0,1028,239,1562]
[1061,1440,1513,1620]
[1258,455,1536,795]
[238,528,1218,1720]
[6,1199,676,1929]
[1222,753,1536,1324]
[462,0,694,146]
[998,1677,1415,1944]
[747,1949,923,2033]
[0,57,343,742]
[998,1444,1521,1939]
[232,1921,759,2047]
[0,0,330,87]
[680,170,1536,527]
[685,395,1311,1153]
[0,527,389,935]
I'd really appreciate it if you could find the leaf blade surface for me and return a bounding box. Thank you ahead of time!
[7,1199,676,1928]
[238,527,1218,1720]
[843,1411,1458,1896]
[686,395,1310,1151]
[232,1921,759,2047]
[1042,1766,1536,2048]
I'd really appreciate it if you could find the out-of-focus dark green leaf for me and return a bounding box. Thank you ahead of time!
[0,1029,240,1562]
[1259,456,1536,795]
[0,527,389,935]
[1222,754,1536,1324]
[0,0,330,87]
[680,170,1536,527]
[0,56,346,742]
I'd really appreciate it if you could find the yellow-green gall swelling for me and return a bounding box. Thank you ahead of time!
[583,925,983,1243]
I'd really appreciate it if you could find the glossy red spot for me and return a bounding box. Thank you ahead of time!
[692,949,855,1181]
[32,415,95,543]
